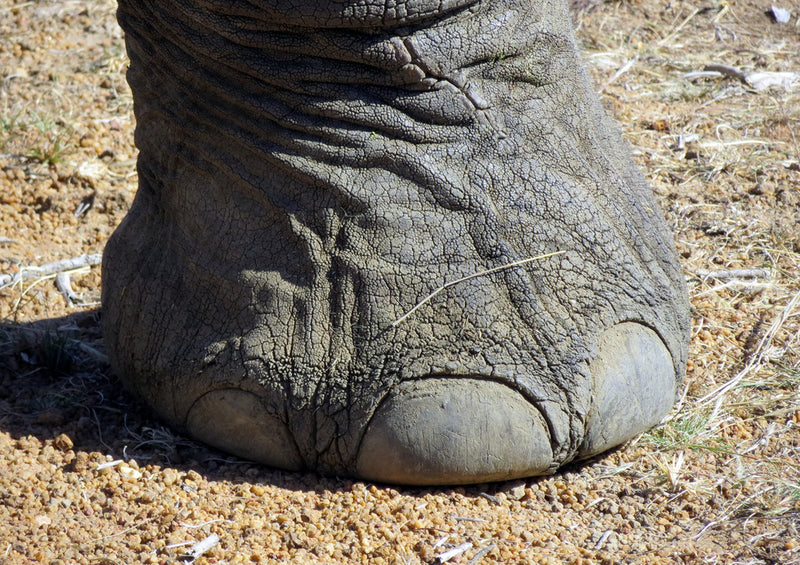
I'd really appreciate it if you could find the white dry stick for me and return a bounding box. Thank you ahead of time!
[182,533,220,563]
[598,57,637,94]
[468,544,496,565]
[55,272,81,305]
[695,520,717,540]
[452,516,489,523]
[436,542,473,564]
[163,541,195,551]
[594,530,613,550]
[695,268,771,281]
[178,519,235,529]
[0,253,102,289]
[683,70,729,82]
[391,250,567,327]
[746,71,800,91]
[95,459,125,471]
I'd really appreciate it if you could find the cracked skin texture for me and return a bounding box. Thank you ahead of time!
[102,0,691,485]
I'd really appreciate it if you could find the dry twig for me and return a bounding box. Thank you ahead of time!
[694,268,771,281]
[436,542,473,564]
[468,544,496,565]
[392,251,566,327]
[0,253,102,289]
[180,534,220,563]
[702,64,748,85]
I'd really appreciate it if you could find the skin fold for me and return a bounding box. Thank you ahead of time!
[102,0,691,484]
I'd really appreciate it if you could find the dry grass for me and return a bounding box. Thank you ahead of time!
[576,0,800,546]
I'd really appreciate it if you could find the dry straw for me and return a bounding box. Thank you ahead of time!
[391,250,567,327]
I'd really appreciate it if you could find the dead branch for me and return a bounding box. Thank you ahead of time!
[181,534,220,564]
[436,542,472,564]
[468,544,496,565]
[702,64,748,85]
[694,268,771,281]
[55,272,82,305]
[0,253,102,289]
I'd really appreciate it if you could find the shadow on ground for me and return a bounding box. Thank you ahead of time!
[0,310,341,493]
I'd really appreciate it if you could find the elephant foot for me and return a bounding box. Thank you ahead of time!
[108,0,691,486]
[354,322,674,485]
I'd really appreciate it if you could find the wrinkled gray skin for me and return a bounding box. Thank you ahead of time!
[103,0,691,485]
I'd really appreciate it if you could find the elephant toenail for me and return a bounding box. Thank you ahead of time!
[186,388,303,471]
[356,378,553,485]
[578,322,676,459]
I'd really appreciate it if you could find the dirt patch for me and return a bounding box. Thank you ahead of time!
[1,0,799,563]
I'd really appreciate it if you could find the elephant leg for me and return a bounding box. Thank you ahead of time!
[104,0,690,484]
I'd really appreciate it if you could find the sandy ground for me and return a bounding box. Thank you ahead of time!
[1,0,799,563]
